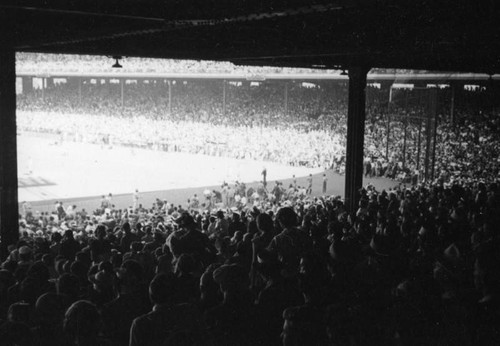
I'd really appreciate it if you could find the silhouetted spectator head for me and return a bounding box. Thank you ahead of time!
[117,259,144,287]
[175,253,196,276]
[276,207,298,228]
[256,249,282,280]
[70,260,89,282]
[149,272,176,305]
[200,268,221,309]
[35,292,67,326]
[256,213,274,233]
[41,253,54,268]
[176,212,196,229]
[122,222,131,234]
[51,232,62,243]
[8,302,31,324]
[232,212,240,222]
[20,275,43,305]
[18,246,32,262]
[64,230,74,239]
[57,273,80,302]
[95,224,106,239]
[63,300,100,345]
[213,264,248,293]
[27,260,50,282]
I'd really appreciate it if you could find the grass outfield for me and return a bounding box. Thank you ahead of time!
[18,131,399,213]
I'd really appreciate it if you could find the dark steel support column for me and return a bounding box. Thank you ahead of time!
[344,66,369,213]
[0,44,19,260]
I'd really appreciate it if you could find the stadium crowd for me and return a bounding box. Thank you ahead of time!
[6,60,500,344]
[3,173,500,345]
[17,81,347,169]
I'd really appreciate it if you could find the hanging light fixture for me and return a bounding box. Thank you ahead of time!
[112,56,122,68]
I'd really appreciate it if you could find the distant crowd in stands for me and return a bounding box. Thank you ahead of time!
[16,79,500,183]
[3,173,500,345]
[17,81,347,169]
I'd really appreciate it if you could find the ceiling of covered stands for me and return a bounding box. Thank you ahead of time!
[3,0,500,74]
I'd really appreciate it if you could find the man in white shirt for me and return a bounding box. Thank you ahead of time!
[133,189,140,210]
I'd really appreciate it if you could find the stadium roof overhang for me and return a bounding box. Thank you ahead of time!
[2,0,500,74]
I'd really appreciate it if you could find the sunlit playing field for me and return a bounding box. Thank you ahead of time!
[17,132,398,213]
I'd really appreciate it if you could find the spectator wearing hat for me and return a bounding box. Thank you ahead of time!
[255,249,302,344]
[130,273,206,346]
[88,261,117,307]
[199,265,222,313]
[205,264,259,345]
[227,212,246,238]
[268,207,312,279]
[140,226,154,243]
[142,231,164,253]
[176,213,216,266]
[101,260,150,346]
[17,245,34,271]
[213,210,229,239]
[432,243,470,345]
[60,230,80,261]
[89,225,112,264]
[206,216,217,237]
[63,300,104,346]
[32,292,69,346]
[251,213,275,287]
[57,273,81,306]
[19,261,55,306]
[49,232,63,257]
[120,222,139,255]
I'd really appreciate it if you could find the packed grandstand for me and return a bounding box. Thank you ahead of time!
[2,53,500,345]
